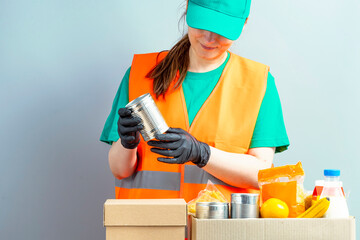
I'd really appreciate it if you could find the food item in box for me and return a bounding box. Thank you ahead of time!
[231,193,259,218]
[297,197,330,218]
[187,180,227,215]
[260,198,289,218]
[312,180,324,206]
[196,202,229,219]
[304,192,313,210]
[312,179,345,206]
[258,161,305,217]
[320,169,349,218]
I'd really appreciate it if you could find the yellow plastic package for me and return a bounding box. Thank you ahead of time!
[187,180,227,216]
[258,161,306,218]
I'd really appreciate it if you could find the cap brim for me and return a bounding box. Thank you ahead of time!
[186,1,246,40]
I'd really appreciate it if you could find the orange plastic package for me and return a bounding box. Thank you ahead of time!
[187,180,228,216]
[258,162,305,218]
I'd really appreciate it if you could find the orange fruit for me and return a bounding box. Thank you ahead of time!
[260,198,289,218]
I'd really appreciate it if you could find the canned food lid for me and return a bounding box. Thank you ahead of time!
[126,93,152,108]
[196,202,228,207]
[231,193,259,204]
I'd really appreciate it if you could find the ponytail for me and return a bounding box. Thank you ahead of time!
[146,34,191,98]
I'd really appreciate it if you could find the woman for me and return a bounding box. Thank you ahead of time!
[100,0,289,202]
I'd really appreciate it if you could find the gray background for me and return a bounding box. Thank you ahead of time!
[1,0,359,239]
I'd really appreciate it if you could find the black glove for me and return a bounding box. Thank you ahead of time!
[117,108,143,149]
[147,128,210,168]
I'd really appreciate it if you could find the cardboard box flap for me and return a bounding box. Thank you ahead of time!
[104,199,187,227]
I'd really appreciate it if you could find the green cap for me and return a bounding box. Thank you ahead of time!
[186,0,251,40]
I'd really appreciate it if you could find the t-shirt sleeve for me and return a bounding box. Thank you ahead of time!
[100,67,131,145]
[249,72,290,153]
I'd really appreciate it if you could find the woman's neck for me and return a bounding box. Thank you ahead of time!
[188,47,228,73]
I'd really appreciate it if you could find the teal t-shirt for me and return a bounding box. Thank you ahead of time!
[182,53,230,126]
[100,56,290,153]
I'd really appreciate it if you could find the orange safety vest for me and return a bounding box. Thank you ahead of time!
[115,51,269,202]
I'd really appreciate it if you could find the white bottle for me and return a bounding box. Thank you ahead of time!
[320,169,349,218]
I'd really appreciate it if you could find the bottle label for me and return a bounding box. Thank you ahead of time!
[323,196,349,218]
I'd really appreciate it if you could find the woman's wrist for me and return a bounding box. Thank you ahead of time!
[109,139,138,179]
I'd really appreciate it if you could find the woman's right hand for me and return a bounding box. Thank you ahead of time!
[117,108,143,149]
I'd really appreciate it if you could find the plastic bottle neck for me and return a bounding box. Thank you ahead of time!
[323,176,343,189]
[324,176,340,182]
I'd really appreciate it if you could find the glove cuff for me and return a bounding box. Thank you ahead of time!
[121,133,141,149]
[121,138,140,149]
[194,142,211,168]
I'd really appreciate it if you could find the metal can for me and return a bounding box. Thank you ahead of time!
[196,202,229,219]
[125,93,169,141]
[231,193,259,218]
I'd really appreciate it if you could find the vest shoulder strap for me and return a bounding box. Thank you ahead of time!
[129,52,168,101]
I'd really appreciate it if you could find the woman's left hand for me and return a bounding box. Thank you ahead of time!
[147,128,210,167]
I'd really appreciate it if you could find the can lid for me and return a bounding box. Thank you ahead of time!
[125,93,151,108]
[324,169,340,177]
[231,193,259,204]
[196,202,228,207]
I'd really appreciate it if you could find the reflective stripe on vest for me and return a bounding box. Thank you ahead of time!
[184,165,233,187]
[115,170,181,191]
[116,51,268,201]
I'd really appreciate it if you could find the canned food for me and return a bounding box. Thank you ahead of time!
[231,193,259,218]
[196,202,229,219]
[125,93,169,141]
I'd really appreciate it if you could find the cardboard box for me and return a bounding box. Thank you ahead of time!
[104,199,187,240]
[191,216,356,240]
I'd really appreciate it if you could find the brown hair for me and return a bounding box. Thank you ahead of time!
[146,3,190,99]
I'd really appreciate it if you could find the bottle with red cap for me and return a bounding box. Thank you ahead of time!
[319,169,349,218]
